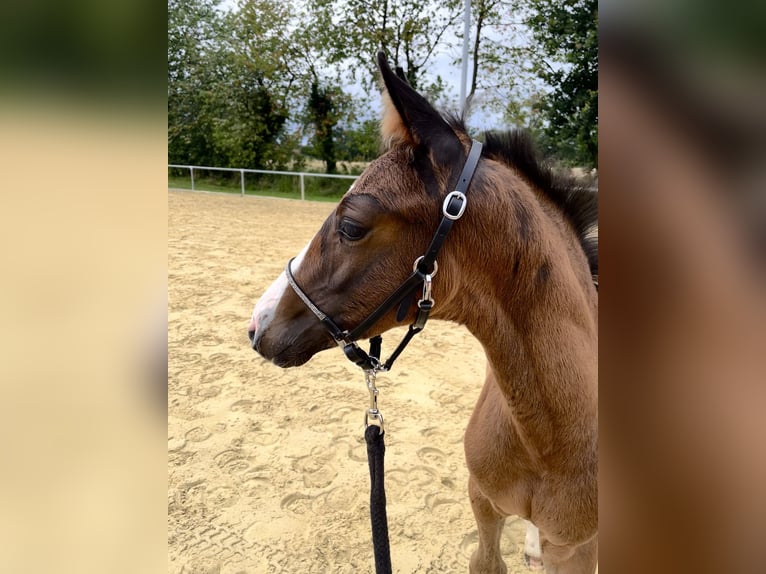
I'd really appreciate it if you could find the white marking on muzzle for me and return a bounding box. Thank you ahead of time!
[250,241,310,335]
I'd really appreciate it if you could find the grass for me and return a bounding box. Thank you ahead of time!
[168,168,360,203]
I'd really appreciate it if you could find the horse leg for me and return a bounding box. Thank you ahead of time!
[468,475,507,574]
[539,533,598,574]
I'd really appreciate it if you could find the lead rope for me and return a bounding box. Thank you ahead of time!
[362,270,434,572]
[361,268,434,572]
[364,366,391,574]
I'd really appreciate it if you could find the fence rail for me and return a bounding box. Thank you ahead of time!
[168,164,359,200]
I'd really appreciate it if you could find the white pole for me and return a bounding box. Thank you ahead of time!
[300,173,305,201]
[460,0,471,116]
[190,167,195,191]
[240,169,245,196]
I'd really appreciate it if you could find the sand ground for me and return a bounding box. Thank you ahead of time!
[168,190,538,573]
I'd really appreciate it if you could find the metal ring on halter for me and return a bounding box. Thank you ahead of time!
[413,256,438,276]
[442,190,467,220]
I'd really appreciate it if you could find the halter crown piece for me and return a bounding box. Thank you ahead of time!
[285,140,483,373]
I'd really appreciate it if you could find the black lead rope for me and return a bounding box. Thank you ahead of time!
[364,340,391,573]
[365,424,392,574]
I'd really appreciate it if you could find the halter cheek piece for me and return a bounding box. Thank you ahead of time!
[285,140,483,373]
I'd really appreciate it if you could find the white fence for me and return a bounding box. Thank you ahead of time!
[168,164,359,200]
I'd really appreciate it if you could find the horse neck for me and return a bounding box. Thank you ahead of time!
[438,167,598,449]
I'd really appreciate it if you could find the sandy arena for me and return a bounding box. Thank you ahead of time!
[168,189,537,573]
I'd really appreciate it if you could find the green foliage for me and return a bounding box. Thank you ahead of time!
[168,0,296,169]
[335,120,381,163]
[306,81,341,173]
[309,0,459,92]
[167,0,598,176]
[167,0,222,166]
[213,69,290,169]
[527,0,598,168]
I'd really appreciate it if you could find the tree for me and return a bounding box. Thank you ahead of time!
[465,0,507,102]
[168,0,300,169]
[220,0,298,168]
[335,120,381,162]
[307,81,342,173]
[212,66,290,169]
[170,0,580,172]
[167,0,225,166]
[454,0,542,123]
[527,0,598,168]
[310,0,460,92]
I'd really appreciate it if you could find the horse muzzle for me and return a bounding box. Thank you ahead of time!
[249,327,331,368]
[248,303,335,368]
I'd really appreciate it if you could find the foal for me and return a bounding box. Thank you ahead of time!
[249,53,598,573]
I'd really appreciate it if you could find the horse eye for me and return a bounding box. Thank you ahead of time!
[338,218,367,241]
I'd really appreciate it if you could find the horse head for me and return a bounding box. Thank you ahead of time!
[248,52,475,367]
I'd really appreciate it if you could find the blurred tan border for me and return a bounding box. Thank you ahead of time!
[0,101,167,574]
[599,6,766,573]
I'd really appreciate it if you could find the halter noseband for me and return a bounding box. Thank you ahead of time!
[285,140,483,372]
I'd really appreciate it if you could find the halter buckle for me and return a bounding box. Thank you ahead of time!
[443,191,467,220]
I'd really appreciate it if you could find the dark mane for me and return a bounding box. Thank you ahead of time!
[477,128,599,280]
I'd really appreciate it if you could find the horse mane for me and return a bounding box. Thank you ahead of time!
[445,117,598,280]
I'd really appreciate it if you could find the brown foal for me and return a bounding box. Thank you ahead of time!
[248,53,598,573]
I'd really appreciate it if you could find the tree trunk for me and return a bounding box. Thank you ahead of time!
[469,9,485,101]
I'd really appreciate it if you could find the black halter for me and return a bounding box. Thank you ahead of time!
[285,140,483,372]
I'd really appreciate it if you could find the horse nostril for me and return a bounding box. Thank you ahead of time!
[248,313,268,354]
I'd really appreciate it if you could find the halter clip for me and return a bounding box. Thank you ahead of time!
[364,369,384,434]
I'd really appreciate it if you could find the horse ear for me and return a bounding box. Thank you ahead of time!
[377,51,460,164]
[394,66,409,84]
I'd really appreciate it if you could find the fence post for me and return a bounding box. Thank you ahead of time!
[190,167,195,191]
[240,169,245,197]
[299,173,305,201]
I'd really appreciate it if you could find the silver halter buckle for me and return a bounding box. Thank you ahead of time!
[442,190,467,220]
